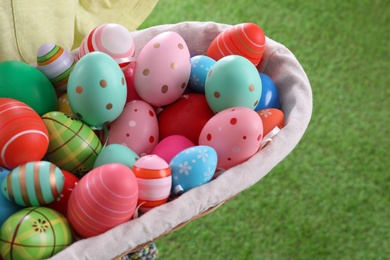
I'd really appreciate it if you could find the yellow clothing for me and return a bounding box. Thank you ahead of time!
[0,0,158,63]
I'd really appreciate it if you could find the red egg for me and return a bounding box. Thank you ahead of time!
[46,170,79,216]
[67,163,138,238]
[157,94,215,145]
[123,66,141,103]
[206,23,266,66]
[132,155,171,213]
[0,98,49,169]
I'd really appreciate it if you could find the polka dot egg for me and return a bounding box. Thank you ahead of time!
[199,107,263,170]
[134,31,191,107]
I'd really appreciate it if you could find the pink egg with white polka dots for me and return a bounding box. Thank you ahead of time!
[133,31,191,107]
[108,100,159,156]
[198,107,263,170]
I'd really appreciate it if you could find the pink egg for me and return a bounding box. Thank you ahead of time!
[67,163,138,238]
[79,23,135,71]
[151,135,195,163]
[199,107,263,170]
[133,31,191,107]
[132,155,172,213]
[108,100,159,156]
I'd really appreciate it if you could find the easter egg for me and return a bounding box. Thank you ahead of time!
[255,73,280,111]
[206,23,266,66]
[36,43,76,95]
[205,55,262,113]
[0,60,57,115]
[79,23,136,71]
[46,170,79,216]
[170,145,217,195]
[188,55,216,93]
[123,66,141,103]
[67,163,138,238]
[57,92,74,115]
[67,52,127,129]
[157,94,215,145]
[134,31,191,107]
[93,144,140,169]
[0,207,73,259]
[41,111,102,177]
[257,108,285,137]
[1,161,65,207]
[151,135,195,164]
[0,98,49,169]
[132,154,171,213]
[108,100,159,156]
[199,107,263,170]
[0,166,23,226]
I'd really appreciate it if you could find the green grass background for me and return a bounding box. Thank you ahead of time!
[139,1,389,259]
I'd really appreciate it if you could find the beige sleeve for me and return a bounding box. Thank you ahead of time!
[0,0,158,64]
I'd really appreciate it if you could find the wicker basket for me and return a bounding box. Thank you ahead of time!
[50,21,312,260]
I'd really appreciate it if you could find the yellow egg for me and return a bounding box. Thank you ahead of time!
[57,92,73,115]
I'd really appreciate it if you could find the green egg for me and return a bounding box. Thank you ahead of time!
[93,144,139,169]
[0,60,57,115]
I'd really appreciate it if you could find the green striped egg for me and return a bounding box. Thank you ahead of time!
[0,207,73,259]
[41,111,102,177]
[1,161,64,207]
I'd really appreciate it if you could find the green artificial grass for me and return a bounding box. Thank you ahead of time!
[139,0,389,259]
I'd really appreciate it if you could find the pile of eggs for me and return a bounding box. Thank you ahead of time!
[0,22,285,259]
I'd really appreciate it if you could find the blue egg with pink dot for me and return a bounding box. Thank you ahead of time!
[255,73,280,111]
[188,55,216,93]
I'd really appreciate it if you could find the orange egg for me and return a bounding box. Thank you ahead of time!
[257,108,285,137]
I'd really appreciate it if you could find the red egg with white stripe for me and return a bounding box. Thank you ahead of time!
[206,23,266,66]
[79,23,135,71]
[132,154,171,213]
[67,163,138,238]
[0,98,49,169]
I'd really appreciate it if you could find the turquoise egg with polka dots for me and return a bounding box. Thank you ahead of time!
[170,145,218,195]
[67,52,127,129]
[205,55,262,113]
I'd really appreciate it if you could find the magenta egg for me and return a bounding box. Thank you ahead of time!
[151,135,195,163]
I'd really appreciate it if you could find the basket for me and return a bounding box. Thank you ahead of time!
[50,21,313,259]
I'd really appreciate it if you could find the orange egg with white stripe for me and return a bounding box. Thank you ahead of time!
[132,154,172,213]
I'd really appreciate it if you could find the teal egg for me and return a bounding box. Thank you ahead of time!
[1,161,64,207]
[93,144,139,169]
[67,52,127,129]
[205,55,262,113]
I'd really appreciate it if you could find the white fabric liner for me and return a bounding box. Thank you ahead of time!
[51,21,312,260]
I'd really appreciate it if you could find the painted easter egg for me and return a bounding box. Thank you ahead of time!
[157,94,215,145]
[0,207,73,260]
[68,51,127,129]
[188,55,216,93]
[123,66,141,103]
[67,163,138,238]
[79,23,136,71]
[0,60,57,115]
[93,144,139,169]
[206,23,266,66]
[199,107,263,170]
[151,135,195,164]
[0,98,49,169]
[205,55,262,113]
[134,31,191,107]
[0,166,23,226]
[1,161,64,207]
[170,145,217,195]
[132,154,171,213]
[41,111,102,178]
[255,73,280,111]
[108,100,159,156]
[257,108,285,138]
[36,43,76,95]
[57,92,74,115]
[46,170,79,216]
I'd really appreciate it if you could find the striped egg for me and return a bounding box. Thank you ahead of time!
[67,163,139,238]
[132,154,172,213]
[0,207,73,260]
[206,23,266,66]
[41,111,102,178]
[79,23,135,71]
[37,43,76,95]
[1,161,64,206]
[0,98,49,169]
